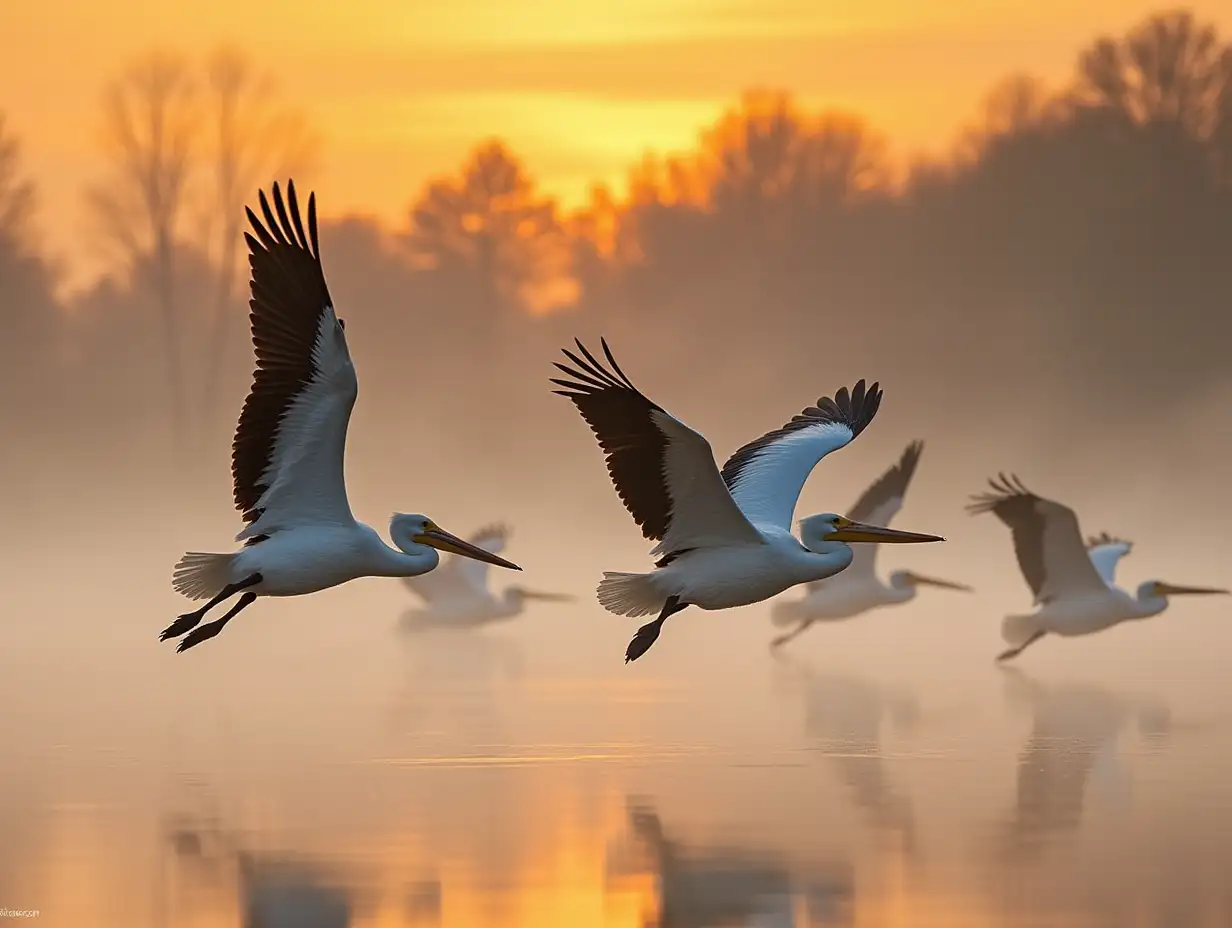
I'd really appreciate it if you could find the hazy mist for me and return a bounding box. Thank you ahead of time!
[2,7,1232,927]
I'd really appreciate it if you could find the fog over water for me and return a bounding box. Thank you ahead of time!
[4,7,1232,925]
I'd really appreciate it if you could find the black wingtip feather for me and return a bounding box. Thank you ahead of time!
[308,191,319,257]
[258,187,287,246]
[1087,531,1132,550]
[272,184,294,245]
[552,337,650,400]
[550,338,673,542]
[232,180,334,524]
[966,472,1037,515]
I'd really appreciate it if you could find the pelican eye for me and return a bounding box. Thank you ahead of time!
[422,520,438,532]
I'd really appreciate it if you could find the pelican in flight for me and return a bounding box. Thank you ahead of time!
[968,474,1227,661]
[401,524,572,629]
[768,441,972,648]
[161,181,520,653]
[552,339,945,662]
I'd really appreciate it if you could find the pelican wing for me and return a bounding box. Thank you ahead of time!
[720,381,882,532]
[812,440,923,588]
[967,475,1107,604]
[552,339,764,558]
[231,182,358,540]
[1086,533,1134,586]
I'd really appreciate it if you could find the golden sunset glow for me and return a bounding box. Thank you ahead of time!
[5,3,1232,926]
[20,783,1130,928]
[3,0,1232,287]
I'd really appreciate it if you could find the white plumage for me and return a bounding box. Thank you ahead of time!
[401,524,572,629]
[969,474,1227,661]
[163,181,520,653]
[1086,532,1134,587]
[553,338,945,662]
[769,441,972,647]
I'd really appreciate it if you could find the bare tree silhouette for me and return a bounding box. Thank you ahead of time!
[0,114,36,252]
[616,93,891,286]
[698,89,814,218]
[404,139,575,325]
[86,52,198,443]
[797,111,892,208]
[1074,10,1232,175]
[0,115,59,417]
[696,92,890,221]
[4,9,1228,480]
[954,73,1068,163]
[197,46,317,437]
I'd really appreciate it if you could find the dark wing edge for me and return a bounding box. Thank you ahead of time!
[232,180,334,524]
[964,472,1040,519]
[966,473,1051,600]
[847,439,924,523]
[551,338,674,543]
[1086,531,1133,552]
[720,379,882,490]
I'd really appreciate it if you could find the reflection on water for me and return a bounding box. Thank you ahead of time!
[608,797,853,927]
[388,623,524,736]
[5,572,1232,927]
[770,654,920,863]
[994,666,1174,862]
[162,810,442,927]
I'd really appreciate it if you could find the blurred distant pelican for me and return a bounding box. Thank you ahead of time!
[162,181,519,652]
[968,475,1227,661]
[769,441,972,647]
[552,338,944,662]
[401,524,572,629]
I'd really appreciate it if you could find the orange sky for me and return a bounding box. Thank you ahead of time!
[3,0,1231,288]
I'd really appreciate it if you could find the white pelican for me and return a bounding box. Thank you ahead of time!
[162,181,520,653]
[401,524,573,628]
[768,441,972,648]
[552,338,945,662]
[968,474,1227,661]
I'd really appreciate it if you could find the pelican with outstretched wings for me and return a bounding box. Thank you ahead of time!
[968,474,1226,661]
[401,524,572,628]
[552,338,945,662]
[161,181,520,653]
[769,441,971,648]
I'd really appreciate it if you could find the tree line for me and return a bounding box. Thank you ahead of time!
[1,9,1230,480]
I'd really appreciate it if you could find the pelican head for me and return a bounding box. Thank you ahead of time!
[390,514,522,570]
[800,513,945,553]
[889,569,974,592]
[1139,580,1229,603]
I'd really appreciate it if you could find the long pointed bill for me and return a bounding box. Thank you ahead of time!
[417,528,523,570]
[906,572,973,592]
[1156,582,1229,596]
[827,520,945,544]
[520,590,575,602]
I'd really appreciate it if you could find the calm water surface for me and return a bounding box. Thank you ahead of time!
[2,536,1231,928]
